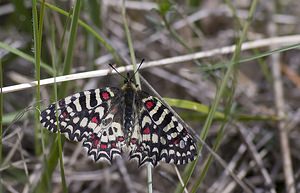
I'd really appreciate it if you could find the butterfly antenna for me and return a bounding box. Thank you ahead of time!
[130,58,144,79]
[109,63,127,80]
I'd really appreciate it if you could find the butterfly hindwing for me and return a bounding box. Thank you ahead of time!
[82,103,126,162]
[129,91,197,166]
[40,87,126,163]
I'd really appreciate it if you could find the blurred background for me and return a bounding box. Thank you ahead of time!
[1,0,300,193]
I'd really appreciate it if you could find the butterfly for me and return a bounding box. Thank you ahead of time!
[40,61,197,166]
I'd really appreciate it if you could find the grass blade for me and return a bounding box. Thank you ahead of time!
[34,1,81,192]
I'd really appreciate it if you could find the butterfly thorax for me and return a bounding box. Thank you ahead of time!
[122,81,138,144]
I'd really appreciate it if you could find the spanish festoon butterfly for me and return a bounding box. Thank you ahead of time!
[40,60,197,166]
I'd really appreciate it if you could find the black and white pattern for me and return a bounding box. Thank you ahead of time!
[40,78,197,166]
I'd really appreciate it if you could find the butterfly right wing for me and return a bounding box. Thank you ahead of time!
[40,87,126,163]
[129,91,197,166]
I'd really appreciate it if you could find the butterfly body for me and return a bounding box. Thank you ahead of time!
[40,77,197,166]
[122,82,137,144]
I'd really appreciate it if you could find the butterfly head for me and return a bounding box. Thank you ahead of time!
[122,73,139,90]
[109,59,144,90]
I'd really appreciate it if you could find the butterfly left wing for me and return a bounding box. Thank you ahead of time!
[40,87,126,163]
[130,91,197,166]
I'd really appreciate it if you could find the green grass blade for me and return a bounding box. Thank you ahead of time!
[88,0,101,27]
[51,16,68,193]
[32,0,42,156]
[59,0,82,97]
[165,98,224,119]
[32,0,52,192]
[166,97,279,122]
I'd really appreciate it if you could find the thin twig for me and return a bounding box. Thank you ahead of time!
[271,38,296,193]
[267,2,296,192]
[174,166,189,193]
[2,35,300,94]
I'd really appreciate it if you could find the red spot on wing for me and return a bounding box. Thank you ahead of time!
[131,138,137,144]
[62,110,68,118]
[100,143,107,149]
[111,142,116,148]
[171,137,180,145]
[93,139,100,147]
[101,91,110,100]
[91,116,98,123]
[90,133,95,139]
[117,136,124,142]
[145,100,154,110]
[90,133,100,147]
[143,127,150,134]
